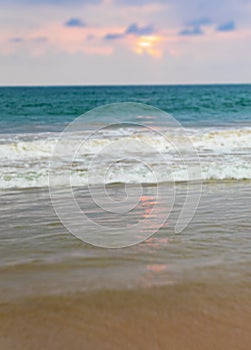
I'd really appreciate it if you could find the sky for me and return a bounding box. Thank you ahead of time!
[0,0,251,85]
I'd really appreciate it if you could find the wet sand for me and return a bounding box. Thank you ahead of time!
[1,280,250,350]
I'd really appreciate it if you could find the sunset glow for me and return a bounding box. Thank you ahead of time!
[0,0,250,85]
[135,36,163,57]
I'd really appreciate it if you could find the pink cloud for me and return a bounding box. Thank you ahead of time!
[0,22,115,56]
[1,19,251,61]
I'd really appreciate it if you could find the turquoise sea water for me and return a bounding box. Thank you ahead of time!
[0,84,251,189]
[0,84,251,133]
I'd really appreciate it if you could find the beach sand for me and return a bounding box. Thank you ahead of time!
[1,280,250,350]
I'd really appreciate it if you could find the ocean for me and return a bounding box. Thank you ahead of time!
[0,85,250,350]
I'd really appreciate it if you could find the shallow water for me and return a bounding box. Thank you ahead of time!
[1,182,250,300]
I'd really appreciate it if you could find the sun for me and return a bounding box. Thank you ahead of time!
[135,35,162,58]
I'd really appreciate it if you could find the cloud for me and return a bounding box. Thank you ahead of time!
[64,18,86,28]
[125,23,154,36]
[9,36,48,43]
[179,16,237,36]
[179,27,203,36]
[104,33,124,40]
[187,17,213,27]
[179,17,213,36]
[3,23,114,57]
[9,37,24,43]
[104,22,155,40]
[8,36,48,49]
[217,21,236,31]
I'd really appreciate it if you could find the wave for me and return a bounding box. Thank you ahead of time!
[0,127,251,189]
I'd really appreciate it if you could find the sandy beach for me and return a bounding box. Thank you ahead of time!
[1,280,250,350]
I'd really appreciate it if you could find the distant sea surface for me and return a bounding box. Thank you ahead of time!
[0,85,250,350]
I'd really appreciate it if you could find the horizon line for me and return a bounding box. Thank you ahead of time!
[0,82,251,88]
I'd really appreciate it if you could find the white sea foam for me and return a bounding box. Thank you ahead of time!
[0,127,251,189]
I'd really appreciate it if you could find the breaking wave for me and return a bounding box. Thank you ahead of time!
[0,127,251,189]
